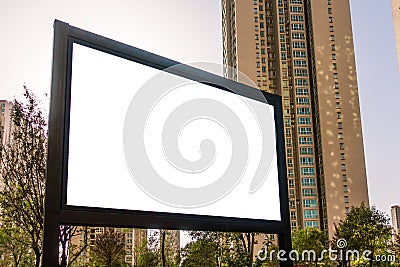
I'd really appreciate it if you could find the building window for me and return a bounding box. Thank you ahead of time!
[345,207,350,214]
[340,153,345,160]
[303,199,317,208]
[290,6,303,13]
[292,32,305,40]
[330,25,334,32]
[295,78,308,86]
[329,16,333,23]
[343,185,348,193]
[294,60,307,67]
[294,50,307,58]
[304,221,319,228]
[304,210,318,218]
[288,159,293,167]
[296,88,309,95]
[286,138,292,146]
[294,69,308,76]
[302,188,317,197]
[297,107,311,115]
[298,117,311,124]
[338,122,342,129]
[330,35,335,41]
[301,167,315,176]
[300,157,314,165]
[299,137,313,144]
[302,178,316,186]
[344,196,349,203]
[292,23,305,31]
[342,174,347,182]
[341,164,346,171]
[291,221,297,229]
[291,14,304,22]
[328,8,332,14]
[331,44,336,51]
[300,147,313,155]
[290,200,296,209]
[290,211,297,220]
[288,179,295,188]
[293,41,306,49]
[332,54,337,60]
[337,112,341,119]
[340,143,344,150]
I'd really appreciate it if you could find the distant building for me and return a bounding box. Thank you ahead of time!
[392,0,400,71]
[392,205,400,239]
[71,227,145,266]
[70,227,180,266]
[0,100,13,145]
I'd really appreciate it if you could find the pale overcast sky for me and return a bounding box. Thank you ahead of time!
[0,0,399,219]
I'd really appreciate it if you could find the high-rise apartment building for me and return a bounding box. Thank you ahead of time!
[392,205,400,239]
[392,0,400,71]
[222,0,369,239]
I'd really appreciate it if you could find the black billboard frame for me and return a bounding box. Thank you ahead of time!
[42,20,292,266]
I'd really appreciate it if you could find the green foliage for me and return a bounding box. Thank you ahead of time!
[0,224,34,266]
[181,231,259,267]
[0,87,47,267]
[292,227,328,266]
[181,232,222,267]
[333,202,393,267]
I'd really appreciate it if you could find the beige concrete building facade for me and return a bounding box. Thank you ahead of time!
[392,0,400,71]
[392,205,400,238]
[222,0,369,239]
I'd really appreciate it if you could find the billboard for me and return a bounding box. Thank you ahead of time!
[43,20,291,265]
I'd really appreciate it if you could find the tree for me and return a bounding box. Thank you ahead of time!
[181,232,222,267]
[292,227,328,266]
[0,223,34,266]
[0,87,47,267]
[135,231,160,267]
[333,202,392,267]
[181,231,260,267]
[391,234,400,267]
[91,228,125,267]
[59,225,89,267]
[135,229,180,267]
